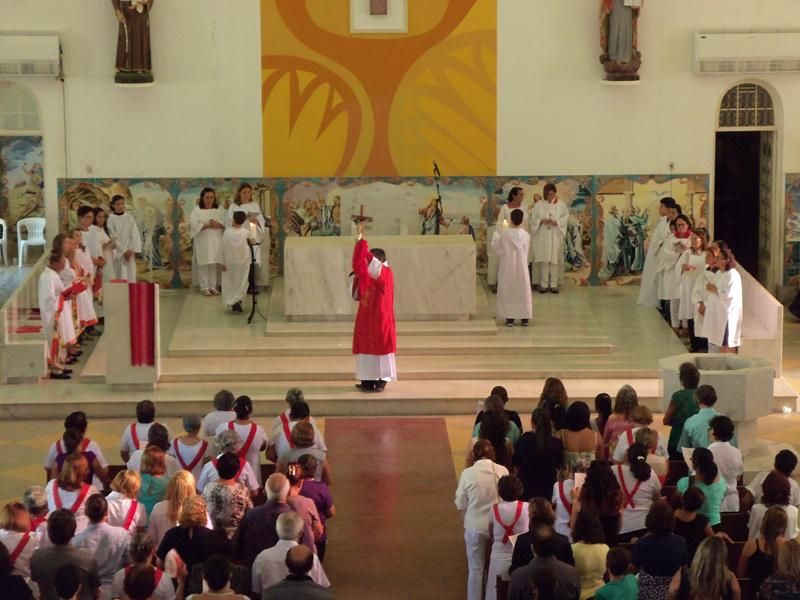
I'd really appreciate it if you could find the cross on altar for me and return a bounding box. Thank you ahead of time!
[370,0,388,15]
[351,204,373,224]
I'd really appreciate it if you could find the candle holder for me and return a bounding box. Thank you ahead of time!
[246,240,267,324]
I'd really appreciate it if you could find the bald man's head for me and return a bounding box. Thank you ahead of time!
[265,473,290,501]
[285,545,314,576]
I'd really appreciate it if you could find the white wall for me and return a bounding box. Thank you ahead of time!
[498,0,800,176]
[0,0,262,232]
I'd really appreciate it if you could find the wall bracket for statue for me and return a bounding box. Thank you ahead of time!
[599,0,641,82]
[112,0,154,84]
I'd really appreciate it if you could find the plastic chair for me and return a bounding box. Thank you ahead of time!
[17,217,46,267]
[0,218,7,265]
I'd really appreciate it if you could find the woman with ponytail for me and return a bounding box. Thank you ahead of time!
[513,407,564,499]
[214,395,267,485]
[614,442,662,542]
[676,447,726,528]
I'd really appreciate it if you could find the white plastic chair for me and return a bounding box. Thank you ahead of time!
[0,218,7,266]
[17,217,46,267]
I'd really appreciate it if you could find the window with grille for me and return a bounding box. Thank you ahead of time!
[718,83,774,128]
[0,83,40,132]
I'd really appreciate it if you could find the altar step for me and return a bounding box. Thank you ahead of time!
[4,378,798,419]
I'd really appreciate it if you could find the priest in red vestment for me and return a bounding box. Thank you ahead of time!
[352,230,396,392]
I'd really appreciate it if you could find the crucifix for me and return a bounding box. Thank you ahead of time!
[370,0,388,16]
[351,204,373,224]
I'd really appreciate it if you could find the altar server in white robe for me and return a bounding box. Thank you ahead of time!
[704,244,743,353]
[225,183,269,290]
[491,208,532,327]
[637,197,673,307]
[87,207,116,296]
[107,194,142,282]
[660,215,693,330]
[692,245,718,352]
[679,228,708,343]
[488,186,529,287]
[54,234,78,356]
[221,210,251,313]
[191,187,225,296]
[39,252,70,379]
[71,228,99,331]
[530,182,568,293]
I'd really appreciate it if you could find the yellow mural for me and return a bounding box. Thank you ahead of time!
[261,0,497,177]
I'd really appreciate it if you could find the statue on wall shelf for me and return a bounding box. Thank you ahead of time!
[112,0,154,84]
[600,0,641,82]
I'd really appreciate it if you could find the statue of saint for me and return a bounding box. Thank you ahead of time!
[111,0,154,84]
[600,0,642,81]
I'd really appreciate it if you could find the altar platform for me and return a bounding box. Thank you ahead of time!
[2,278,797,420]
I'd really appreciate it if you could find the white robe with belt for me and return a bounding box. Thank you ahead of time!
[491,227,532,320]
[107,211,142,282]
[58,264,77,346]
[221,227,251,306]
[38,267,64,364]
[74,248,98,328]
[530,200,568,265]
[637,216,669,307]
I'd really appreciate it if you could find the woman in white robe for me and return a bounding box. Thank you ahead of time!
[221,211,252,312]
[704,245,743,353]
[71,230,98,330]
[491,210,532,326]
[637,200,671,307]
[87,208,116,297]
[660,216,693,330]
[190,187,225,296]
[678,228,708,338]
[107,195,142,283]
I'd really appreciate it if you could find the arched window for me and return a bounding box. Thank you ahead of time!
[718,83,774,128]
[0,82,40,132]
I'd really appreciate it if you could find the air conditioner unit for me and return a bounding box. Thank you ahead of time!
[0,32,61,77]
[694,30,800,74]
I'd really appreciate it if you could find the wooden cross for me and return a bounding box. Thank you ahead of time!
[351,204,373,224]
[370,0,388,16]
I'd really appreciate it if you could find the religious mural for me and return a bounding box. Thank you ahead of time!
[0,136,45,259]
[260,0,497,177]
[58,174,708,290]
[784,173,800,286]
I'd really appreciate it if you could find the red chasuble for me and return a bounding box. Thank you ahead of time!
[351,239,396,355]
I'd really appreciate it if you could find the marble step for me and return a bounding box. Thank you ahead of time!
[150,354,662,384]
[3,378,797,419]
[166,333,614,357]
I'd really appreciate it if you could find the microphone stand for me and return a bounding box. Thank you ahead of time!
[432,160,443,235]
[246,240,267,324]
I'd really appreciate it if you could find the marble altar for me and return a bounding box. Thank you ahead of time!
[284,235,476,320]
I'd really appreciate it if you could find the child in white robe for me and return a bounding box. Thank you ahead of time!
[492,208,532,327]
[679,228,708,347]
[530,183,568,293]
[225,183,269,290]
[692,245,719,352]
[71,229,99,331]
[107,195,142,282]
[221,211,252,313]
[53,234,79,363]
[704,244,743,353]
[660,215,693,332]
[38,253,70,379]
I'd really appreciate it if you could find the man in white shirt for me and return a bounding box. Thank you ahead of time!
[455,440,509,600]
[72,494,129,595]
[252,512,329,596]
[708,415,743,512]
[747,449,800,507]
[202,389,237,438]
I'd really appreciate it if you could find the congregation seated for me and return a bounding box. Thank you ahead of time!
[106,469,147,535]
[470,395,519,469]
[196,430,260,495]
[148,470,210,549]
[612,405,668,464]
[120,400,168,463]
[44,453,98,536]
[168,415,210,484]
[570,461,623,547]
[537,377,569,432]
[507,523,580,600]
[212,395,267,487]
[44,411,109,490]
[73,494,129,597]
[558,401,603,474]
[202,389,237,438]
[137,446,170,518]
[737,505,788,593]
[474,385,524,432]
[513,407,564,500]
[758,539,800,599]
[266,399,327,465]
[0,502,38,581]
[285,463,324,543]
[156,496,213,576]
[708,415,744,512]
[676,447,726,528]
[510,497,575,575]
[251,512,330,597]
[111,533,173,600]
[569,509,609,600]
[30,509,101,600]
[615,442,662,542]
[591,392,612,438]
[23,486,49,533]
[296,454,335,561]
[275,422,332,484]
[602,385,639,457]
[127,423,181,478]
[667,536,740,599]
[747,449,800,507]
[201,452,253,538]
[232,473,314,569]
[486,475,529,600]
[663,362,701,459]
[594,546,638,600]
[673,487,717,562]
[261,545,334,600]
[633,501,688,599]
[186,530,252,597]
[748,472,799,540]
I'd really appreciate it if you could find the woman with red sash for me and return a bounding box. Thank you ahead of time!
[196,430,260,496]
[111,532,174,600]
[44,454,98,535]
[613,443,661,543]
[213,396,266,486]
[106,470,147,536]
[0,502,38,581]
[486,476,529,600]
[170,415,209,484]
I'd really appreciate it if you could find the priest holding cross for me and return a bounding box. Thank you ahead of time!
[351,223,397,392]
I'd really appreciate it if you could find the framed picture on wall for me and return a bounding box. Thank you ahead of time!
[350,0,408,34]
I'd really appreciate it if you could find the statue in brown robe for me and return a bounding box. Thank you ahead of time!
[111,0,154,84]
